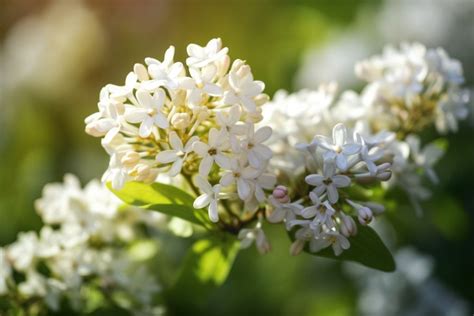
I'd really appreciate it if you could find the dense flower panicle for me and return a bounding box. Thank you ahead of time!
[266,123,393,256]
[1,175,162,313]
[85,38,275,224]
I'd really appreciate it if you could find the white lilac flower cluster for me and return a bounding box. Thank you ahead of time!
[85,38,275,224]
[0,175,161,314]
[265,123,392,256]
[264,42,469,221]
[355,42,469,134]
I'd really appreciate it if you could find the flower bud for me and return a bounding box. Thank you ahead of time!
[171,112,191,130]
[272,185,289,203]
[357,206,373,225]
[290,239,305,256]
[256,230,271,255]
[131,164,151,181]
[121,151,140,168]
[340,214,358,237]
[376,171,392,181]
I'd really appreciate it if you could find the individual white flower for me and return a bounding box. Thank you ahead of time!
[102,152,130,190]
[219,159,259,201]
[242,125,273,169]
[156,132,198,176]
[357,134,385,176]
[267,196,302,229]
[310,231,350,256]
[316,123,361,171]
[124,89,168,138]
[216,105,244,151]
[253,172,277,202]
[193,128,231,176]
[301,192,336,228]
[289,220,315,256]
[84,87,123,139]
[193,175,221,223]
[186,38,229,68]
[223,59,265,112]
[186,66,223,107]
[305,160,351,204]
[143,46,184,90]
[238,222,271,254]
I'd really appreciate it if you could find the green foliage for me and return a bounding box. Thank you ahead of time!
[167,235,240,307]
[291,221,396,272]
[108,181,212,228]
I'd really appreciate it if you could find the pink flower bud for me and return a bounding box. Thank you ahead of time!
[272,185,289,203]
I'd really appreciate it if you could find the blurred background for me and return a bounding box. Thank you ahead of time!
[1,0,473,315]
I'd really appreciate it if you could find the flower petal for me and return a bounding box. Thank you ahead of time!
[193,194,211,209]
[199,155,214,176]
[332,123,347,147]
[139,116,154,138]
[332,175,351,187]
[254,126,272,143]
[156,150,179,164]
[208,200,219,223]
[169,131,183,151]
[326,184,339,204]
[305,174,324,186]
[342,143,361,155]
[169,158,183,176]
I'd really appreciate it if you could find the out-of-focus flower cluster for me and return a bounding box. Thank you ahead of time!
[355,42,468,134]
[85,38,275,224]
[0,175,162,314]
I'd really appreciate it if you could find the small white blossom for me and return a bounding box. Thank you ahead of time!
[305,160,351,204]
[124,89,168,138]
[193,128,231,176]
[310,231,350,256]
[193,175,221,223]
[316,123,361,171]
[238,222,271,254]
[186,38,229,68]
[156,132,198,176]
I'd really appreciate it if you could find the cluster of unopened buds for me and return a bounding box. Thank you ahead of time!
[266,124,392,256]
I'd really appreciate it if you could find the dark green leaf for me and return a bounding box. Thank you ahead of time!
[107,181,211,227]
[291,220,396,272]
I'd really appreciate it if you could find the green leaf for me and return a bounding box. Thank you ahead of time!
[291,221,396,272]
[107,181,211,227]
[168,235,240,305]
